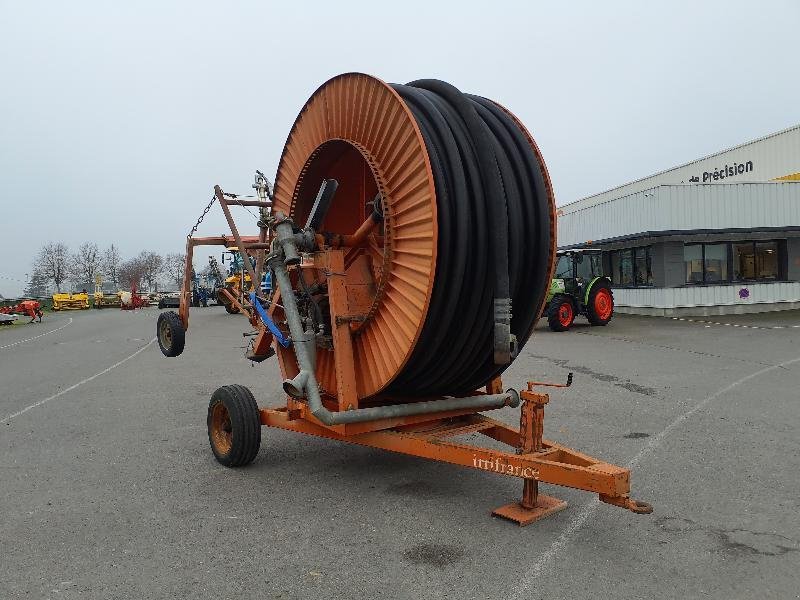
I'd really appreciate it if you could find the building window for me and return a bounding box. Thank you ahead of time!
[687,240,785,284]
[703,244,728,283]
[732,242,755,280]
[611,252,621,285]
[619,249,633,285]
[755,241,779,279]
[634,246,654,286]
[733,240,780,281]
[610,246,653,287]
[684,244,703,284]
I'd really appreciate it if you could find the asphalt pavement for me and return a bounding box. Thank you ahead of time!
[1,306,799,599]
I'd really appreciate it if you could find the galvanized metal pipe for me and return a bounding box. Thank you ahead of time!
[311,390,519,425]
[267,228,520,426]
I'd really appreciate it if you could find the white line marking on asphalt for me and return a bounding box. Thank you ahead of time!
[1,337,156,424]
[0,318,73,350]
[661,315,795,331]
[510,353,800,599]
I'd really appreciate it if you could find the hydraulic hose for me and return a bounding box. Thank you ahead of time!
[386,80,552,397]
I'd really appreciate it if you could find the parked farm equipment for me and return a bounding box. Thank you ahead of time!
[120,284,148,310]
[544,249,614,331]
[93,292,122,308]
[156,74,650,525]
[52,291,89,311]
[0,300,42,324]
[93,275,122,309]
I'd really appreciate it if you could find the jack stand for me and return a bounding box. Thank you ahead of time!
[493,376,572,526]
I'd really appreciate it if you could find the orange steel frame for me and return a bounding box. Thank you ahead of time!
[258,382,651,526]
[182,192,651,526]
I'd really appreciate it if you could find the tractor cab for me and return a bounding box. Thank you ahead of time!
[545,249,614,331]
[553,249,605,296]
[223,248,246,277]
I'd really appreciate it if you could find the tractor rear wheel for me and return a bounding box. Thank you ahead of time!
[207,385,261,467]
[547,297,575,332]
[156,311,185,357]
[586,281,614,326]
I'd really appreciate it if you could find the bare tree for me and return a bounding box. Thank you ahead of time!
[118,256,147,291]
[70,242,101,289]
[163,252,186,288]
[35,242,70,292]
[102,244,121,287]
[138,251,163,292]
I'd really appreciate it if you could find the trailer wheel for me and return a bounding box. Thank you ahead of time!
[224,302,239,314]
[156,311,185,357]
[586,281,614,326]
[547,297,575,332]
[207,385,261,467]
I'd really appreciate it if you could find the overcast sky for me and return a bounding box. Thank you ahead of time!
[1,1,798,296]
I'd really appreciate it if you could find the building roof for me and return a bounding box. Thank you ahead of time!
[562,124,800,213]
[558,181,800,248]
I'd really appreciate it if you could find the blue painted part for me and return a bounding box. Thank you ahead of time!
[250,291,291,348]
[261,271,272,294]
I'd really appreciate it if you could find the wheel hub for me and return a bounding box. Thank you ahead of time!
[594,290,612,321]
[210,403,233,455]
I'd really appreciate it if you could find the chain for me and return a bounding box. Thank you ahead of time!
[187,176,266,238]
[188,194,217,238]
[229,194,258,220]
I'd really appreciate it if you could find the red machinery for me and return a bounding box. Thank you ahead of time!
[0,300,42,324]
[120,284,149,311]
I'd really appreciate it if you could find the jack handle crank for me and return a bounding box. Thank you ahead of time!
[526,372,653,516]
[527,372,573,391]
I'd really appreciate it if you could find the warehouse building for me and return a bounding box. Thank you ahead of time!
[558,125,800,315]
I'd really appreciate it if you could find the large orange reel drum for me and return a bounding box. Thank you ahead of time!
[272,73,556,402]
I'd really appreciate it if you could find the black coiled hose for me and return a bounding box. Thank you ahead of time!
[385,80,552,396]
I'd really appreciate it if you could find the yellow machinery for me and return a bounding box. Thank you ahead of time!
[52,291,90,311]
[92,275,122,308]
[217,246,254,314]
[93,292,122,308]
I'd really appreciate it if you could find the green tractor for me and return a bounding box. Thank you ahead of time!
[544,249,614,332]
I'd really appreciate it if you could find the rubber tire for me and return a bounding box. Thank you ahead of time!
[157,310,185,357]
[547,297,575,332]
[586,281,614,326]
[224,302,239,314]
[207,385,261,467]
